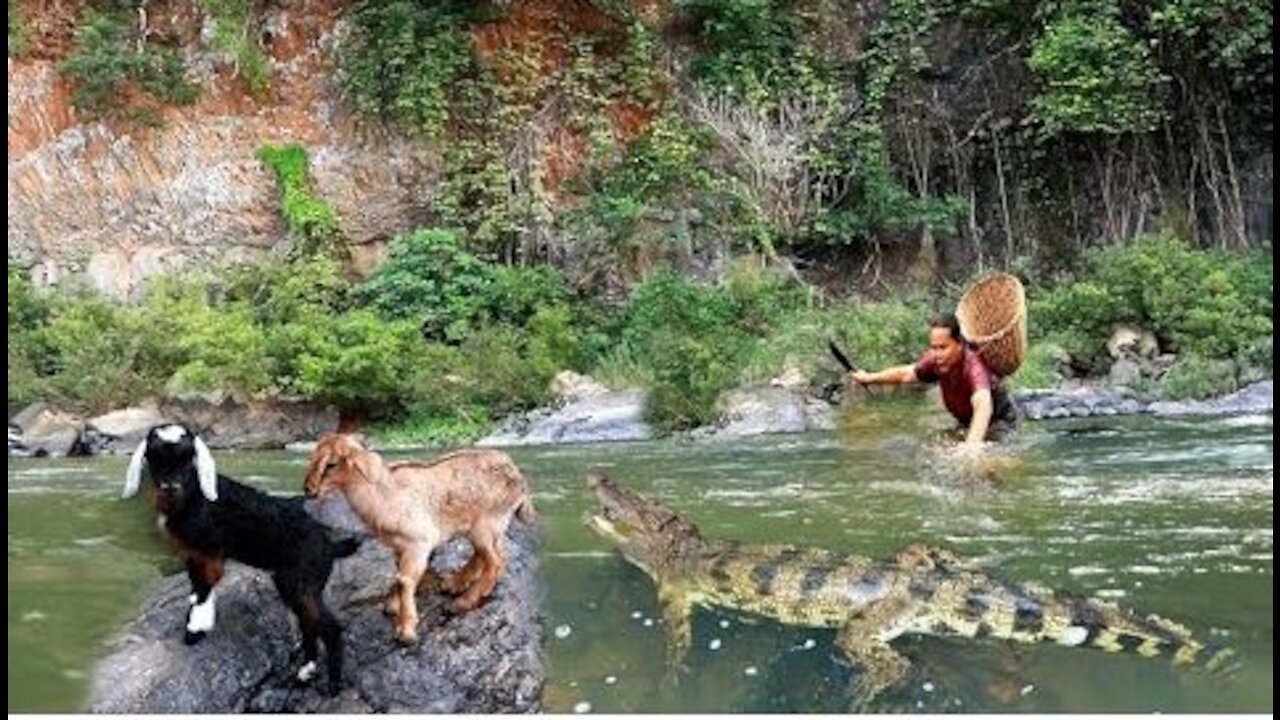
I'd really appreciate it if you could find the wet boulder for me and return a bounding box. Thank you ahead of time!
[89,496,544,713]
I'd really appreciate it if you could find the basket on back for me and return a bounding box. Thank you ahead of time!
[956,272,1027,377]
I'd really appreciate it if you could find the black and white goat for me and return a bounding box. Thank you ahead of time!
[122,424,360,696]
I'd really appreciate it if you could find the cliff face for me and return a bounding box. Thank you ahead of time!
[7,0,437,297]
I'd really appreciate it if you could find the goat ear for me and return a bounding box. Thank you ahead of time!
[194,436,219,502]
[348,451,378,484]
[122,439,147,498]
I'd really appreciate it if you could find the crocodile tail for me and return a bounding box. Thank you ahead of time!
[1044,596,1237,672]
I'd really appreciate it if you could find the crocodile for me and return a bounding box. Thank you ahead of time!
[584,472,1236,706]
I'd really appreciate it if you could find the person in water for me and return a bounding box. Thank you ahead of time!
[847,312,1018,448]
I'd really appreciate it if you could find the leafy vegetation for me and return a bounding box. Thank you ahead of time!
[60,7,199,123]
[259,144,345,257]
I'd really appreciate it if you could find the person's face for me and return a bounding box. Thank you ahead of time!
[928,326,964,372]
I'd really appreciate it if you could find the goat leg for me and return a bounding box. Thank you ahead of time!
[184,555,223,645]
[452,530,504,613]
[318,605,344,697]
[440,553,485,595]
[394,547,430,644]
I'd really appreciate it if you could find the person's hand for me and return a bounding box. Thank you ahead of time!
[951,441,989,460]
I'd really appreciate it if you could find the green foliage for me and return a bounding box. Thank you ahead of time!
[295,310,423,410]
[168,305,273,398]
[675,0,832,109]
[197,0,271,95]
[1008,342,1067,390]
[60,8,199,122]
[1028,4,1167,135]
[344,0,477,138]
[8,0,27,56]
[622,268,748,431]
[223,255,351,327]
[1158,354,1238,400]
[258,144,344,257]
[811,0,963,245]
[35,296,161,413]
[1031,235,1273,367]
[568,113,769,273]
[355,228,492,340]
[1150,0,1272,89]
[367,409,493,448]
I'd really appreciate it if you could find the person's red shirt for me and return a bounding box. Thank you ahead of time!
[914,347,1009,425]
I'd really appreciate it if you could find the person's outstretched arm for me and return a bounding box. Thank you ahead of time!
[848,365,918,385]
[964,389,994,446]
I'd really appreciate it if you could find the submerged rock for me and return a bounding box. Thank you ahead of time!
[1147,380,1273,417]
[478,389,651,447]
[90,496,543,713]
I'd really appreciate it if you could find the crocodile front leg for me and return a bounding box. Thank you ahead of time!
[834,597,918,711]
[658,582,693,684]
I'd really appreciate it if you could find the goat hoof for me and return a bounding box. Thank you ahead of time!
[296,660,318,683]
[449,598,481,614]
[183,631,207,646]
[440,574,467,595]
[325,681,342,698]
[395,629,419,646]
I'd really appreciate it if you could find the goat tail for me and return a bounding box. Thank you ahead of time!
[329,534,363,560]
[516,495,537,524]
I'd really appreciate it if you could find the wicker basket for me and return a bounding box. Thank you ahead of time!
[956,272,1027,377]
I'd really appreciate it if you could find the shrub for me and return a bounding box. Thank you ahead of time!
[623,268,748,431]
[1159,354,1239,400]
[60,9,199,122]
[259,144,344,257]
[1031,235,1272,369]
[355,228,491,342]
[295,310,423,411]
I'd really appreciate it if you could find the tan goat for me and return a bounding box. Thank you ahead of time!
[303,434,534,644]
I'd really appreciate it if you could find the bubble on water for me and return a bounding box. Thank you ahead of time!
[801,638,816,650]
[604,676,617,685]
[922,682,934,693]
[708,638,722,651]
[1020,684,1035,696]
[573,701,592,713]
[554,624,573,639]
[587,601,598,610]
[631,611,643,619]
[719,619,731,629]
[744,666,758,677]
[916,700,924,709]
[643,618,654,627]
[21,611,46,622]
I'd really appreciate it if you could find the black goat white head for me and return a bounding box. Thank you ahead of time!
[122,424,219,502]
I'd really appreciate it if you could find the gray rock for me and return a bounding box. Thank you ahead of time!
[159,397,339,450]
[90,496,543,713]
[9,401,51,432]
[710,385,809,438]
[1239,363,1272,386]
[802,397,837,431]
[8,427,32,457]
[1107,358,1144,388]
[17,406,84,457]
[85,406,171,454]
[1148,380,1273,417]
[478,390,651,447]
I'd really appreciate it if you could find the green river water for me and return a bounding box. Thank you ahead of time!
[7,401,1273,712]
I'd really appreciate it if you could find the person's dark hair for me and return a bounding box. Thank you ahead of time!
[930,312,965,343]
